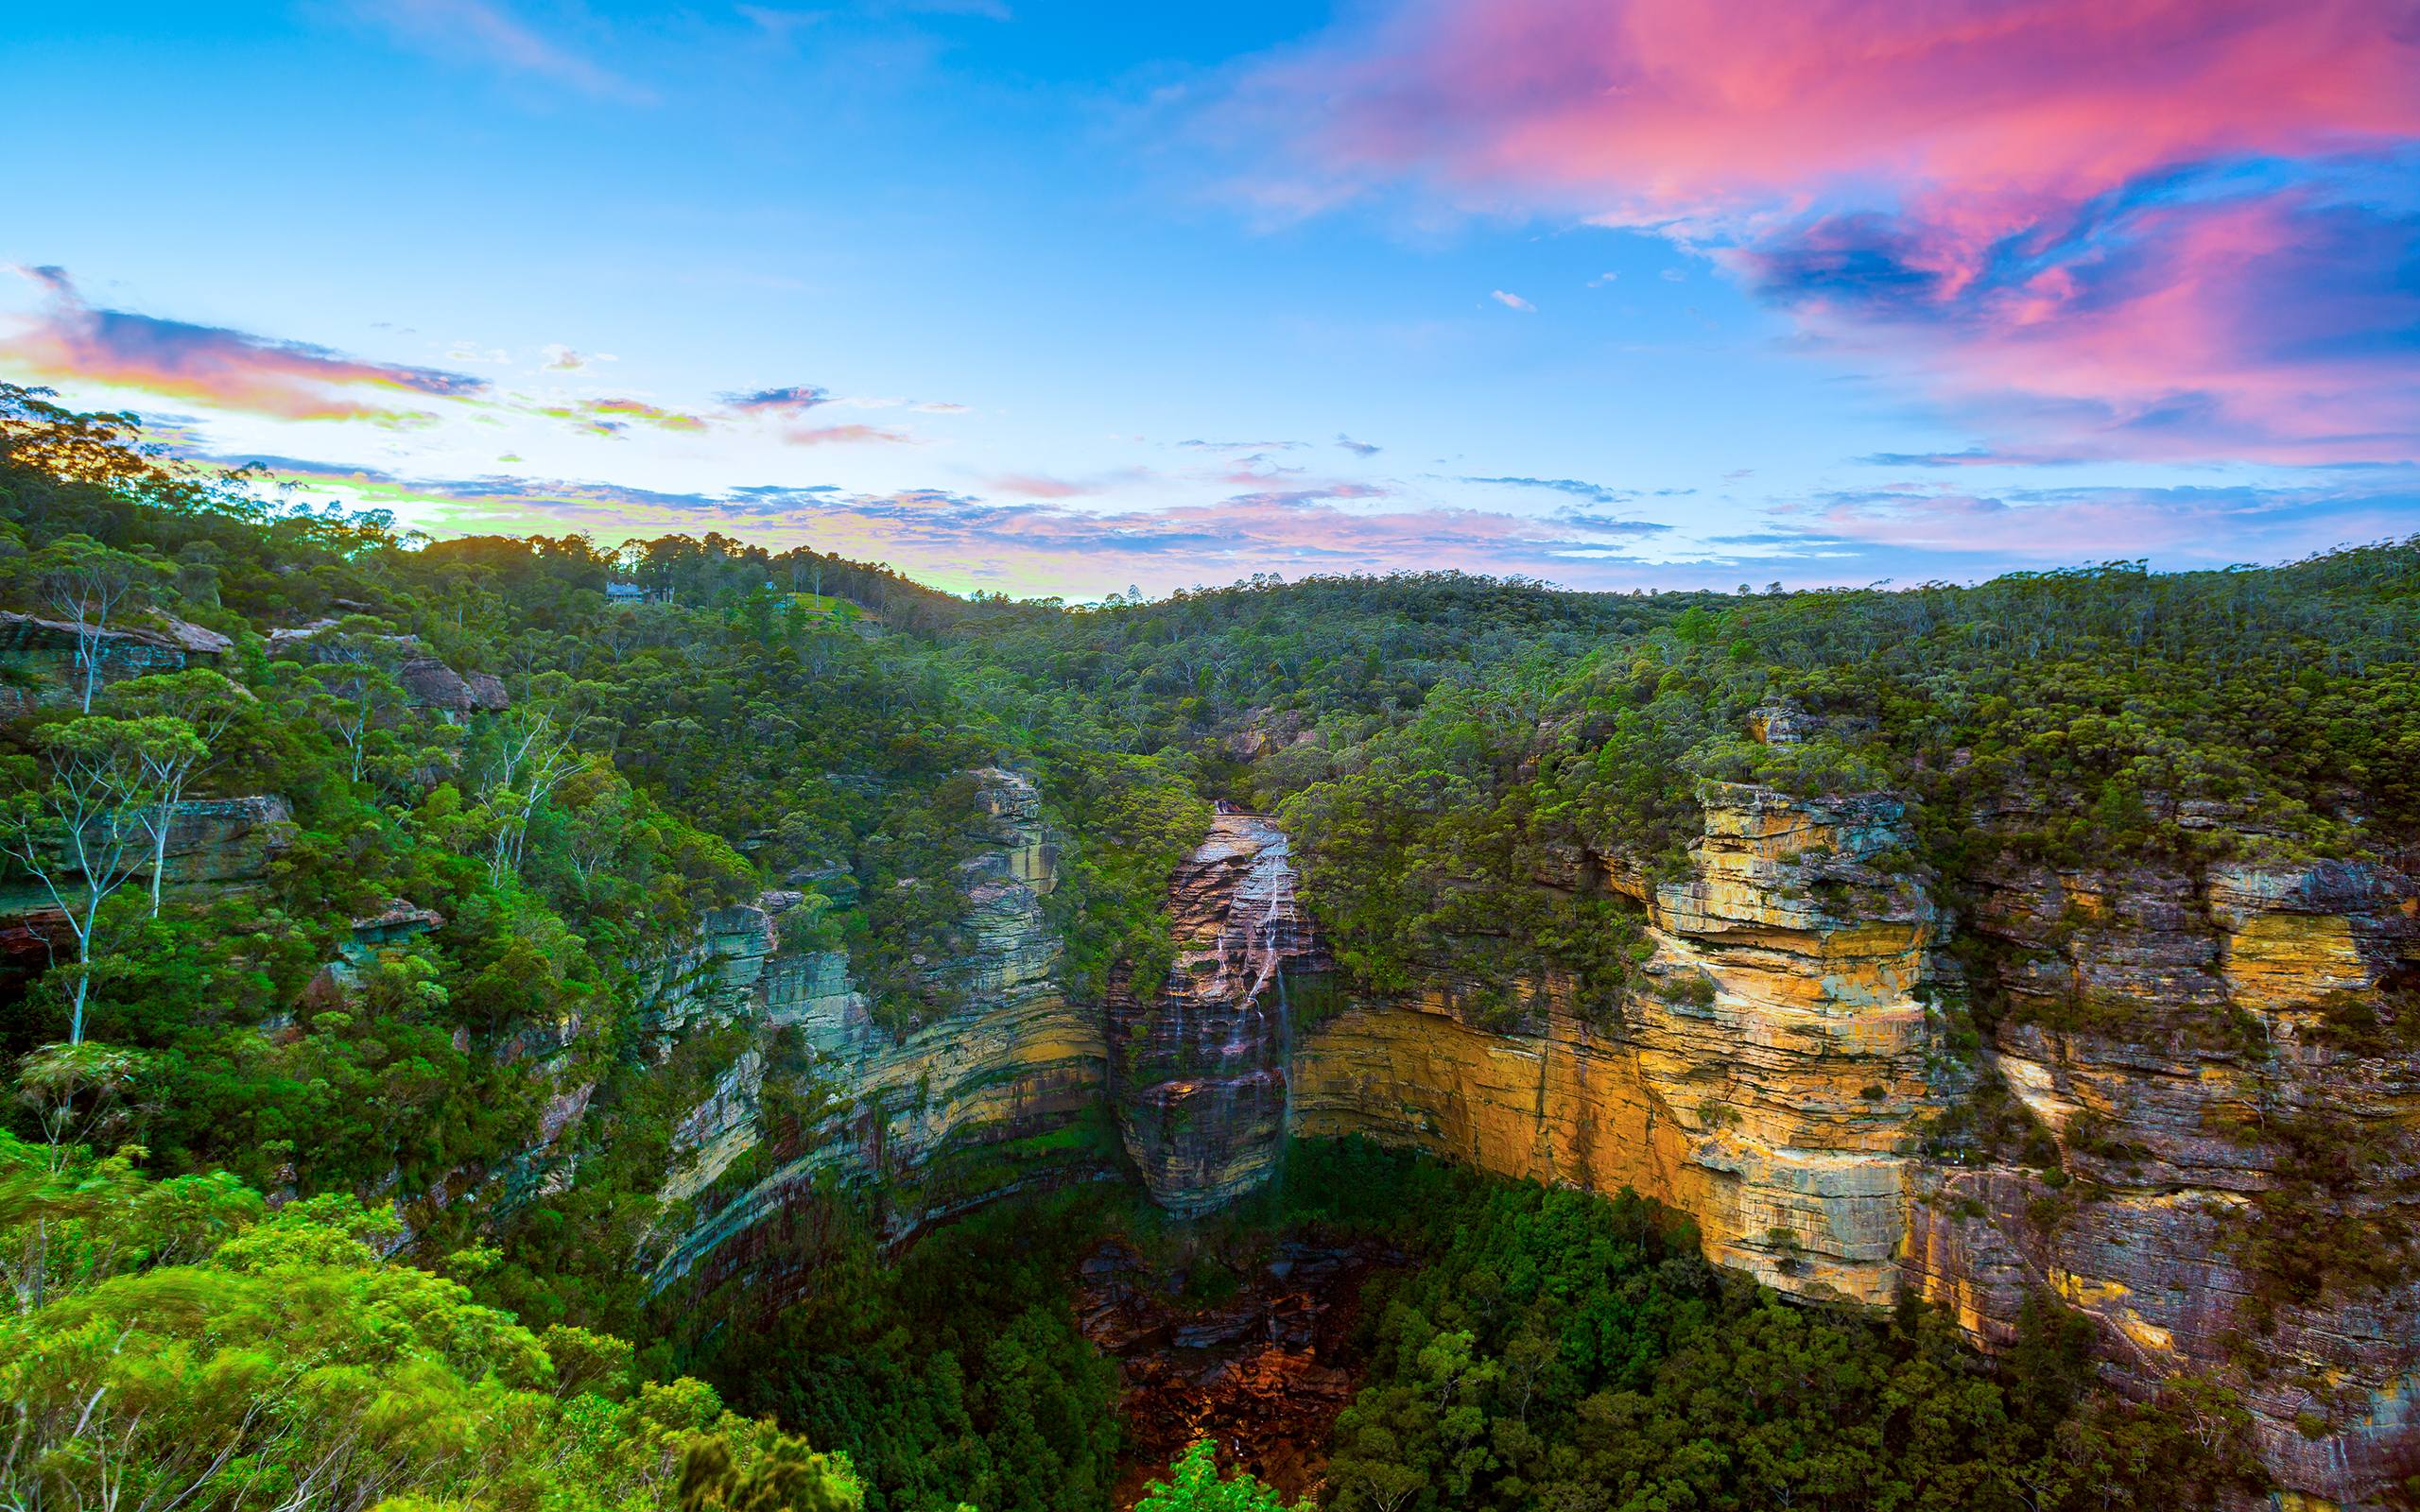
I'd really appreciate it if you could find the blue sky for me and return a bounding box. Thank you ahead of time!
[4,1,2414,598]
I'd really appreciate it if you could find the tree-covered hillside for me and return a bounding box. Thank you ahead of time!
[3,387,2412,1510]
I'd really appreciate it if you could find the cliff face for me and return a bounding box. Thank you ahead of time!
[1901,849,2420,1507]
[634,768,1114,1293]
[1108,814,1327,1215]
[1049,755,2407,1504]
[1291,782,1935,1302]
[0,610,233,718]
[325,755,2419,1504]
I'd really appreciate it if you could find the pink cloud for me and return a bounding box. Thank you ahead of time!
[0,266,486,421]
[583,396,707,433]
[1227,0,2420,462]
[985,467,1158,499]
[989,472,1100,499]
[784,422,913,446]
[1778,481,2415,561]
[1247,0,2413,222]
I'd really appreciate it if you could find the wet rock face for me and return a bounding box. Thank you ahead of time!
[1109,814,1329,1216]
[1077,1236,1390,1509]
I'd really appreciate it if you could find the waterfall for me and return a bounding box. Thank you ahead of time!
[1271,955,1293,1201]
[1118,807,1317,1216]
[1250,819,1298,1201]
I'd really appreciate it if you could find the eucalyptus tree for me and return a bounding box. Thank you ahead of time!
[1,714,203,1040]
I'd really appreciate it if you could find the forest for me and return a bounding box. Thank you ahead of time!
[2,382,2413,1511]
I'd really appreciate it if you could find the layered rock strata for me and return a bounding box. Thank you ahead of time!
[1900,846,2420,1507]
[1275,772,2420,1507]
[0,609,233,717]
[1108,814,1328,1215]
[639,768,1114,1290]
[1292,782,1935,1301]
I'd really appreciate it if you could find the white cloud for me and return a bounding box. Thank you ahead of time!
[542,343,615,370]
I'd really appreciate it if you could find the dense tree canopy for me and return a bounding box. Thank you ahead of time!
[3,386,2402,1510]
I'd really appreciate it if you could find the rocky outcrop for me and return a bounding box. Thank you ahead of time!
[151,795,295,885]
[431,739,2419,1503]
[1899,847,2420,1507]
[397,655,510,714]
[265,621,508,715]
[0,610,232,716]
[1271,767,2418,1505]
[0,794,292,919]
[1078,1236,1391,1508]
[635,769,1115,1292]
[1293,782,1934,1302]
[1109,815,1327,1215]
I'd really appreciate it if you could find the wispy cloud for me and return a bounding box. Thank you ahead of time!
[344,0,648,101]
[574,396,709,434]
[1490,289,1536,313]
[1460,474,1633,505]
[721,384,833,415]
[985,468,1154,499]
[0,266,486,421]
[1335,433,1381,456]
[785,421,914,446]
[1179,438,1305,452]
[1855,447,2093,469]
[230,455,1747,596]
[1772,478,2420,561]
[747,0,1015,26]
[988,472,1098,499]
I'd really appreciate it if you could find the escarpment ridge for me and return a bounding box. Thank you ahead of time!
[468,739,2414,1506]
[10,709,2414,1504]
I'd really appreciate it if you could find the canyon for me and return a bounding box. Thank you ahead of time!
[563,745,2418,1509]
[22,730,2415,1506]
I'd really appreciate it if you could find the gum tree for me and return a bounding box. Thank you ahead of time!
[25,533,171,712]
[0,714,202,1040]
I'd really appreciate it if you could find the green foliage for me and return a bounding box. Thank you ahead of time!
[2219,1102,2420,1329]
[1042,749,1212,1003]
[697,1192,1122,1512]
[679,1432,863,1512]
[1135,1441,1310,1512]
[1278,1138,2265,1512]
[0,1128,851,1512]
[2,381,2408,1512]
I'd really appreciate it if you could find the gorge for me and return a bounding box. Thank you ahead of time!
[603,754,2418,1510]
[5,415,2418,1512]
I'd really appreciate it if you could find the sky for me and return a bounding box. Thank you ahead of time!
[2,0,2416,600]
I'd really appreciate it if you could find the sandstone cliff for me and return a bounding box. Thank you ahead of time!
[1901,846,2420,1507]
[1267,779,2419,1508]
[631,768,1115,1293]
[1072,739,2413,1506]
[1108,813,1327,1215]
[1289,781,1934,1302]
[317,754,2420,1505]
